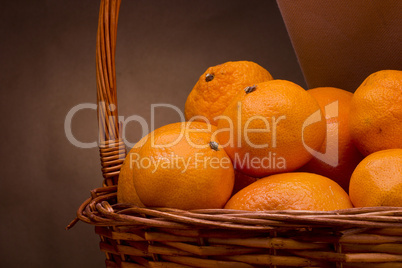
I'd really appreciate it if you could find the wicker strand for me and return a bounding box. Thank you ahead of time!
[96,0,120,145]
[94,0,124,265]
[96,0,124,187]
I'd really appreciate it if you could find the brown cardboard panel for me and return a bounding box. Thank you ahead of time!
[277,0,402,92]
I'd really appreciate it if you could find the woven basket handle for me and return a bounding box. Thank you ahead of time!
[96,0,125,186]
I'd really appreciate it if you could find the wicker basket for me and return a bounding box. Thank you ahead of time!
[67,0,402,267]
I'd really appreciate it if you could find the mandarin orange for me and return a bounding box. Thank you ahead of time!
[349,149,402,207]
[225,172,353,211]
[185,61,273,125]
[132,122,234,209]
[117,123,185,206]
[216,80,326,177]
[299,87,364,192]
[232,170,258,196]
[349,70,402,156]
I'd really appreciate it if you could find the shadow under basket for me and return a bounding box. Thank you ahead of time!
[67,0,402,267]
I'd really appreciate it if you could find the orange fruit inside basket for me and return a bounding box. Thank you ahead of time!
[349,149,402,207]
[232,169,258,196]
[298,87,364,192]
[117,123,184,206]
[185,61,273,126]
[117,134,147,207]
[216,80,327,177]
[225,172,353,211]
[131,121,234,210]
[349,70,402,156]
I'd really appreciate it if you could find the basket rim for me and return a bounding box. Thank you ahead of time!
[69,185,402,231]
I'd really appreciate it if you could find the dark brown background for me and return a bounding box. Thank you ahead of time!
[0,1,305,267]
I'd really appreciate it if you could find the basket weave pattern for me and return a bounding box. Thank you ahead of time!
[69,1,402,267]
